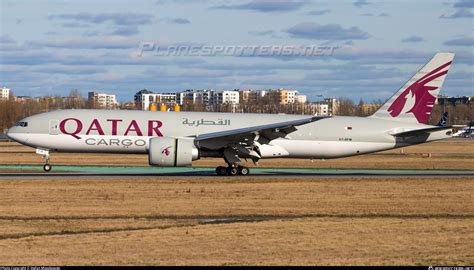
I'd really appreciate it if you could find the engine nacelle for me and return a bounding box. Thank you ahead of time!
[149,136,199,167]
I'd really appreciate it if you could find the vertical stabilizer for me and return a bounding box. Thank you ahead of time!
[372,52,455,124]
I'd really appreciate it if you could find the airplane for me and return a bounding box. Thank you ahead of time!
[7,52,455,176]
[452,126,473,138]
[436,112,448,127]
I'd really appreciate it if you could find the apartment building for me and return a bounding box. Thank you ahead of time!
[88,91,118,109]
[1,87,10,101]
[214,91,239,104]
[277,89,299,104]
[295,94,307,103]
[324,97,339,115]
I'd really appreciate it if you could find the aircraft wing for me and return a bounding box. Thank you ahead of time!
[390,126,452,137]
[194,116,327,146]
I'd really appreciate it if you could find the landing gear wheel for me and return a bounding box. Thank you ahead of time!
[238,166,250,176]
[227,166,239,176]
[43,164,52,172]
[216,166,228,176]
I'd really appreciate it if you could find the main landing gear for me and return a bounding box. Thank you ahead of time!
[215,165,250,176]
[36,148,52,172]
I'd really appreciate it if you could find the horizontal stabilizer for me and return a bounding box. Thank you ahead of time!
[391,126,452,137]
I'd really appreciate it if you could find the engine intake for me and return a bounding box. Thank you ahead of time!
[149,137,198,167]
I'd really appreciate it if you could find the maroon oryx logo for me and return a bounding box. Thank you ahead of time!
[161,145,172,156]
[387,61,452,124]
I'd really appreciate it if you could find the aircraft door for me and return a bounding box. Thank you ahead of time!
[49,120,59,135]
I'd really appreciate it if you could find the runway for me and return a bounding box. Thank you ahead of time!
[0,165,472,177]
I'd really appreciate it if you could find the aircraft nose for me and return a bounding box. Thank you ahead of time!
[6,126,20,141]
[6,127,14,139]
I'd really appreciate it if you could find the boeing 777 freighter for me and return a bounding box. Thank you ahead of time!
[7,53,455,175]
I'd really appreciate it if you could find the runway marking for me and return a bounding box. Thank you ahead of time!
[0,165,473,176]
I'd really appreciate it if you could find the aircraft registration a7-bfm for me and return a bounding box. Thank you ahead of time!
[7,53,455,176]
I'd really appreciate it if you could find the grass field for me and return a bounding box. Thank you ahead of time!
[0,139,472,265]
[0,176,472,265]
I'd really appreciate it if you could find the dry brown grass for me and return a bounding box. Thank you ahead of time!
[0,139,473,170]
[0,176,472,265]
[0,139,472,265]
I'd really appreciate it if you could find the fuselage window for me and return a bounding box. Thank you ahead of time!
[15,122,28,127]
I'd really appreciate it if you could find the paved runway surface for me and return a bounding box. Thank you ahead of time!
[0,165,473,177]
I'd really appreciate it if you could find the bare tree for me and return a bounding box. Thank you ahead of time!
[335,97,356,116]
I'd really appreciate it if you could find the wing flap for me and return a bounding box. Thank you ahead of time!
[194,116,327,145]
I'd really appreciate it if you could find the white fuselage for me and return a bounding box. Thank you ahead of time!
[7,110,451,160]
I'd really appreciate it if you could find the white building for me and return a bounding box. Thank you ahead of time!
[214,91,239,104]
[134,89,178,110]
[324,97,338,115]
[278,89,299,104]
[315,103,329,116]
[160,93,177,105]
[134,89,153,109]
[88,91,118,109]
[295,94,307,103]
[257,90,267,98]
[139,93,162,110]
[177,89,214,106]
[1,87,10,101]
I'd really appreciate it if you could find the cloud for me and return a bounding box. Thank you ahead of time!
[0,35,19,51]
[59,22,90,28]
[361,12,389,17]
[111,26,140,36]
[286,23,370,40]
[304,64,404,81]
[308,9,331,16]
[212,0,306,13]
[2,47,471,101]
[402,35,424,43]
[49,12,154,37]
[163,18,191,24]
[248,30,276,36]
[29,36,140,49]
[353,0,372,8]
[453,0,474,8]
[0,35,16,44]
[156,0,208,4]
[444,37,474,46]
[440,8,474,18]
[48,12,154,26]
[28,65,108,75]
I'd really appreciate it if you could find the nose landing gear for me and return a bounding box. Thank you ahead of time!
[36,148,52,172]
[43,163,52,172]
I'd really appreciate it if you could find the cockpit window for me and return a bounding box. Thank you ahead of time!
[15,122,28,127]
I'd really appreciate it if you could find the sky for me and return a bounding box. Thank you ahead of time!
[0,0,473,102]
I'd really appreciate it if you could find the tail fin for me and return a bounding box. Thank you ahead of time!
[437,112,448,127]
[372,52,455,124]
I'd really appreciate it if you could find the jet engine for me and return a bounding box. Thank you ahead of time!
[149,137,199,167]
